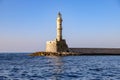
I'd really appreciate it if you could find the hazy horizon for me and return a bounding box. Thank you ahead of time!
[0,0,120,52]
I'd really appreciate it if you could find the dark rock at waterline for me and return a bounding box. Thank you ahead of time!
[29,52,81,56]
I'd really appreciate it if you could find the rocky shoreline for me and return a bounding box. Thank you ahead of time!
[29,51,120,56]
[29,52,81,56]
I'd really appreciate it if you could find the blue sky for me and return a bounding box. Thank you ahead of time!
[0,0,120,52]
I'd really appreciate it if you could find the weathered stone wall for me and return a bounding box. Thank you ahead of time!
[46,41,57,52]
[57,39,69,52]
[46,39,68,52]
[69,48,120,54]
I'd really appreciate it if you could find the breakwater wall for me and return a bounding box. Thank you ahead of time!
[30,48,120,56]
[69,48,120,54]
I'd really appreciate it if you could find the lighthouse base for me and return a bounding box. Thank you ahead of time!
[46,39,69,52]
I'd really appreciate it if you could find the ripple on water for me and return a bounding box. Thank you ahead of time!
[0,54,120,80]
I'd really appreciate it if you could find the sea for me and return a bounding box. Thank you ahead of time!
[0,53,120,80]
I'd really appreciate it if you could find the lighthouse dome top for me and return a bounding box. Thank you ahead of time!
[58,12,62,18]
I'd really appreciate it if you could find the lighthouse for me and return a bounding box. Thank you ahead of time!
[56,12,62,41]
[46,12,68,52]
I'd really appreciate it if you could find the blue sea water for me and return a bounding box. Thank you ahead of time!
[0,53,120,80]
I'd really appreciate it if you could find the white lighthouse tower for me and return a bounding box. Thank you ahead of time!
[46,12,68,52]
[56,12,62,41]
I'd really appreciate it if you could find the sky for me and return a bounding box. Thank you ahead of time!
[0,0,120,52]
